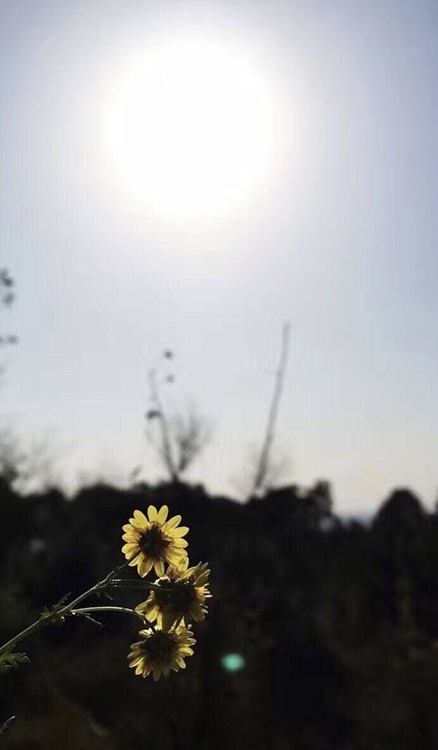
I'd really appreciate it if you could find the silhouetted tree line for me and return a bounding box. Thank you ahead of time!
[2,477,438,749]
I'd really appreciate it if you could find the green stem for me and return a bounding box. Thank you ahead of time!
[0,618,52,658]
[0,548,144,657]
[110,579,168,592]
[72,606,146,623]
[0,586,102,657]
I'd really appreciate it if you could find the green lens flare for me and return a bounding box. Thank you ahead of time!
[220,653,245,672]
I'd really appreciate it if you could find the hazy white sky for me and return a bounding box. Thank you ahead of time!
[2,0,438,514]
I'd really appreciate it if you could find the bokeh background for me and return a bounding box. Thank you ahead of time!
[2,0,438,513]
[2,0,438,747]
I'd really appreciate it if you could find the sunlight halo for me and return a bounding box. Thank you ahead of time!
[102,37,280,219]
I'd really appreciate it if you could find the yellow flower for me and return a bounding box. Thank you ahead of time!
[122,505,188,577]
[136,560,212,630]
[128,623,196,680]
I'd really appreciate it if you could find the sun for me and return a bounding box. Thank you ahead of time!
[103,37,280,219]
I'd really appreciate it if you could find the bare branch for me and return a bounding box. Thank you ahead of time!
[146,368,178,481]
[249,322,291,498]
[172,405,212,475]
[144,353,211,483]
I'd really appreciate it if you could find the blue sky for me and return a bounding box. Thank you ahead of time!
[1,0,438,514]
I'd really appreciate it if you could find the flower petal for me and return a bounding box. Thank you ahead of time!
[166,549,187,566]
[154,560,165,577]
[122,543,137,554]
[171,526,189,537]
[157,505,169,524]
[164,515,182,531]
[147,505,158,522]
[139,559,153,577]
[173,538,188,548]
[133,510,148,526]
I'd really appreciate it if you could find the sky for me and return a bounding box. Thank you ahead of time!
[1,0,438,515]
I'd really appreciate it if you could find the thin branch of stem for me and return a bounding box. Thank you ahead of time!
[71,606,146,623]
[0,617,53,659]
[250,322,291,498]
[148,368,178,481]
[110,579,165,591]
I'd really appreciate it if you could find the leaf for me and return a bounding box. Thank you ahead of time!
[73,612,103,628]
[0,650,30,674]
[40,593,70,624]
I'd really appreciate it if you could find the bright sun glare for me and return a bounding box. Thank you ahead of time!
[104,38,279,219]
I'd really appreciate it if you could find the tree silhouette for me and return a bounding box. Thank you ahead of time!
[145,351,211,483]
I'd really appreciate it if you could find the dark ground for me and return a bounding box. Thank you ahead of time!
[2,478,438,749]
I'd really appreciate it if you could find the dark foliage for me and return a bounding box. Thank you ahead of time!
[1,479,438,749]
